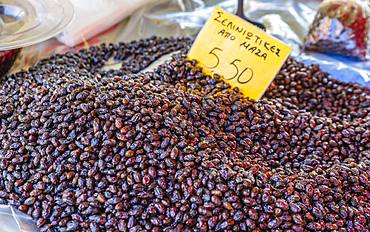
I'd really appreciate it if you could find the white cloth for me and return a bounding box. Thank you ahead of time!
[57,0,152,46]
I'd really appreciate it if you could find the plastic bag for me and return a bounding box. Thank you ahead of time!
[304,0,370,60]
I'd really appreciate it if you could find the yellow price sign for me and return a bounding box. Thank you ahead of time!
[188,7,292,101]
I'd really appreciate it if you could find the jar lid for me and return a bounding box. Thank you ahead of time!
[0,0,74,50]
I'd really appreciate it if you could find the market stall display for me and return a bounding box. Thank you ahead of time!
[0,37,368,231]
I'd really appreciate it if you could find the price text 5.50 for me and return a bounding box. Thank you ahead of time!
[206,47,254,84]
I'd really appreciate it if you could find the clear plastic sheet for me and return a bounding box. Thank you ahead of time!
[1,1,369,231]
[0,206,37,232]
[119,0,370,87]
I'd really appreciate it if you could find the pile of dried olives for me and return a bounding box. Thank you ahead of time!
[0,37,368,231]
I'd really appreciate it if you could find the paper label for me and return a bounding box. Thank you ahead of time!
[188,7,292,100]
